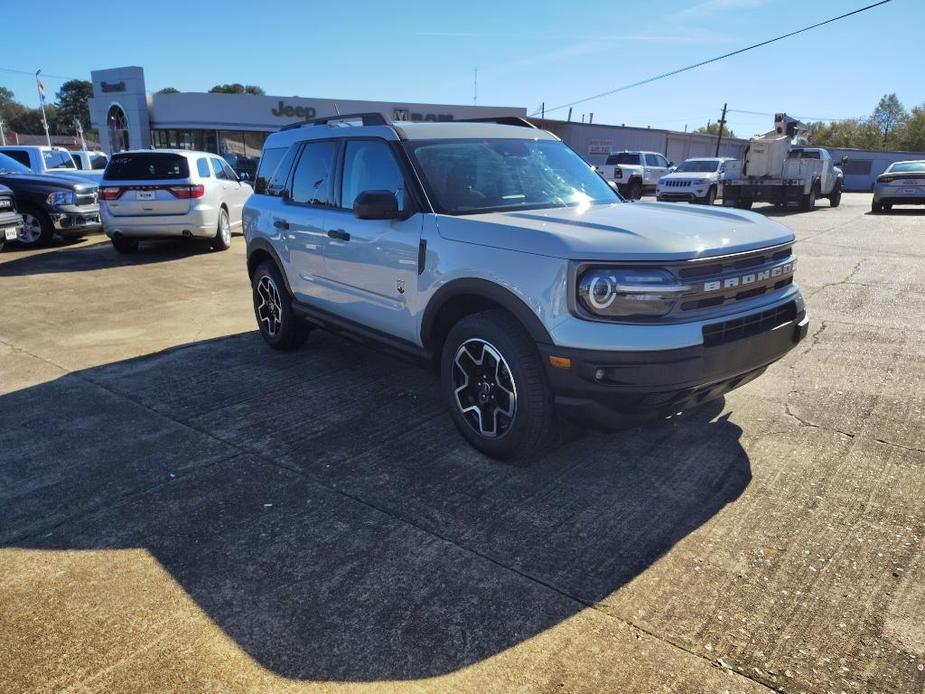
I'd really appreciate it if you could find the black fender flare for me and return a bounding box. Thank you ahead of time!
[246,237,295,297]
[420,278,553,350]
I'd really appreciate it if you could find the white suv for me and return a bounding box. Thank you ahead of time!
[656,157,733,205]
[100,150,252,253]
[595,151,672,200]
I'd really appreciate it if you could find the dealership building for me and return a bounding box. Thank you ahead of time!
[88,66,525,177]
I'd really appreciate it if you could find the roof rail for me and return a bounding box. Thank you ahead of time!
[280,112,390,131]
[456,116,538,129]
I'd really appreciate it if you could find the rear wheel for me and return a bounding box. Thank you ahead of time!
[211,208,232,251]
[883,202,893,211]
[628,179,643,200]
[17,207,54,247]
[871,200,882,213]
[252,260,310,350]
[441,309,559,460]
[111,235,139,253]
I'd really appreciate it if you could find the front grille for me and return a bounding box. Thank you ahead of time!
[0,195,13,212]
[76,192,97,207]
[702,301,796,347]
[662,179,694,188]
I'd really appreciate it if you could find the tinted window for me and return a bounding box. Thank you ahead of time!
[255,147,286,193]
[656,155,669,167]
[0,152,32,173]
[221,160,238,180]
[341,140,405,211]
[105,153,190,180]
[266,147,299,196]
[211,158,228,180]
[44,150,76,169]
[291,141,338,206]
[91,154,108,170]
[605,153,640,166]
[2,150,31,167]
[196,158,211,178]
[71,154,84,169]
[676,159,721,173]
[644,154,659,166]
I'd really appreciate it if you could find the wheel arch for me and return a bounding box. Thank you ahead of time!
[421,278,553,367]
[246,238,295,297]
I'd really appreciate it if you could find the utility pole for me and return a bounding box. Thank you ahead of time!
[36,70,51,148]
[541,102,545,120]
[589,112,594,124]
[567,107,572,122]
[715,102,728,157]
[473,67,478,105]
[75,119,87,151]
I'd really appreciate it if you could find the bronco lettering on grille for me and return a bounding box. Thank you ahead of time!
[703,261,794,292]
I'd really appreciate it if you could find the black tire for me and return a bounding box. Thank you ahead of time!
[441,309,559,460]
[703,186,717,205]
[800,184,818,212]
[828,182,842,208]
[883,202,893,211]
[871,200,882,213]
[252,260,310,351]
[111,235,139,253]
[628,179,643,200]
[17,206,54,247]
[734,199,753,210]
[211,208,232,251]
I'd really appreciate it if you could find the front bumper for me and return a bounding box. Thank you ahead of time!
[50,204,102,236]
[539,303,808,429]
[0,211,23,242]
[656,190,708,202]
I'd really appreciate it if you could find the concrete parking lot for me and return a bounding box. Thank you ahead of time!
[1,193,923,693]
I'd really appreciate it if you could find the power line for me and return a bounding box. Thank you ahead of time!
[728,108,859,123]
[0,66,79,82]
[532,0,893,117]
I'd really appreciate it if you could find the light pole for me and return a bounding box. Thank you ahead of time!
[35,69,51,147]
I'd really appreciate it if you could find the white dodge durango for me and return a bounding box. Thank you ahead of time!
[100,150,252,253]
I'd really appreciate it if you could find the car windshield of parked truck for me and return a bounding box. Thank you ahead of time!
[888,162,925,173]
[675,160,721,173]
[605,153,640,166]
[104,153,190,180]
[0,152,32,174]
[43,150,77,169]
[408,139,619,215]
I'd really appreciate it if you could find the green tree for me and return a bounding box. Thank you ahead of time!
[0,86,26,123]
[869,93,908,145]
[695,121,736,139]
[8,105,59,135]
[54,79,94,135]
[809,118,882,150]
[900,106,925,152]
[208,83,265,96]
[157,87,180,94]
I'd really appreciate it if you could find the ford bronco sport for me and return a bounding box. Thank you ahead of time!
[244,114,807,459]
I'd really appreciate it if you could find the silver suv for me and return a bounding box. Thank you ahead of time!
[244,114,807,459]
[100,150,252,253]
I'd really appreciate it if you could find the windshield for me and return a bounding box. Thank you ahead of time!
[0,152,32,174]
[44,150,77,169]
[605,153,640,166]
[407,139,620,215]
[887,162,925,173]
[675,159,721,173]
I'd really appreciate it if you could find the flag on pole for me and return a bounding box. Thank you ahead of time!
[37,80,46,103]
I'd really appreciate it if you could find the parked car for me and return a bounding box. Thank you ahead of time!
[0,152,100,247]
[243,114,807,459]
[871,160,925,212]
[0,182,24,251]
[70,150,109,172]
[99,150,252,253]
[0,145,102,181]
[595,151,673,199]
[656,157,733,205]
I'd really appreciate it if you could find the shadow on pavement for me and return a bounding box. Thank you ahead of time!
[0,235,221,276]
[0,330,751,681]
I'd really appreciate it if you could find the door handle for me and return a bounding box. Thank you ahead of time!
[327,229,350,241]
[273,219,289,230]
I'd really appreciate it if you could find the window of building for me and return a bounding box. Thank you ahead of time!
[291,141,338,206]
[842,159,872,176]
[341,140,405,210]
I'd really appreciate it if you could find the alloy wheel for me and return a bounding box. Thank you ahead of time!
[220,212,231,245]
[19,213,42,245]
[256,275,283,337]
[452,338,517,438]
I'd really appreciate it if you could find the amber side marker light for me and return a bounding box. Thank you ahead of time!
[548,356,572,369]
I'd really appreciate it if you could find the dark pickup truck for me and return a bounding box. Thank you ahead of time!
[0,152,101,247]
[0,183,23,251]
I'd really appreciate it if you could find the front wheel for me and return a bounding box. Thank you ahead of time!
[252,260,310,350]
[211,208,232,251]
[441,310,559,460]
[703,186,717,205]
[17,207,54,247]
[800,185,817,212]
[734,199,753,210]
[828,183,842,208]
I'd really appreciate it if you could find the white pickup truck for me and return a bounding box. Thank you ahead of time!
[0,145,103,182]
[595,151,673,200]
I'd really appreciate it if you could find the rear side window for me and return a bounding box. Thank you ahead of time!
[606,153,640,166]
[105,153,190,180]
[2,150,30,167]
[71,154,84,169]
[291,141,338,206]
[196,158,211,178]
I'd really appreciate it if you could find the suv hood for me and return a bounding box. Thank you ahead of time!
[436,201,794,261]
[660,171,716,181]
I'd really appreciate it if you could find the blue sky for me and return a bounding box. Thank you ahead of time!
[2,0,920,137]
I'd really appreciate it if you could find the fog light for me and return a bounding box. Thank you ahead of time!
[594,368,606,381]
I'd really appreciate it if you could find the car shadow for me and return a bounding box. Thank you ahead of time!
[0,235,223,276]
[866,208,925,216]
[1,330,751,681]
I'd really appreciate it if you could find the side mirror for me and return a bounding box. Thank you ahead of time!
[668,161,675,167]
[354,190,399,220]
[841,155,848,166]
